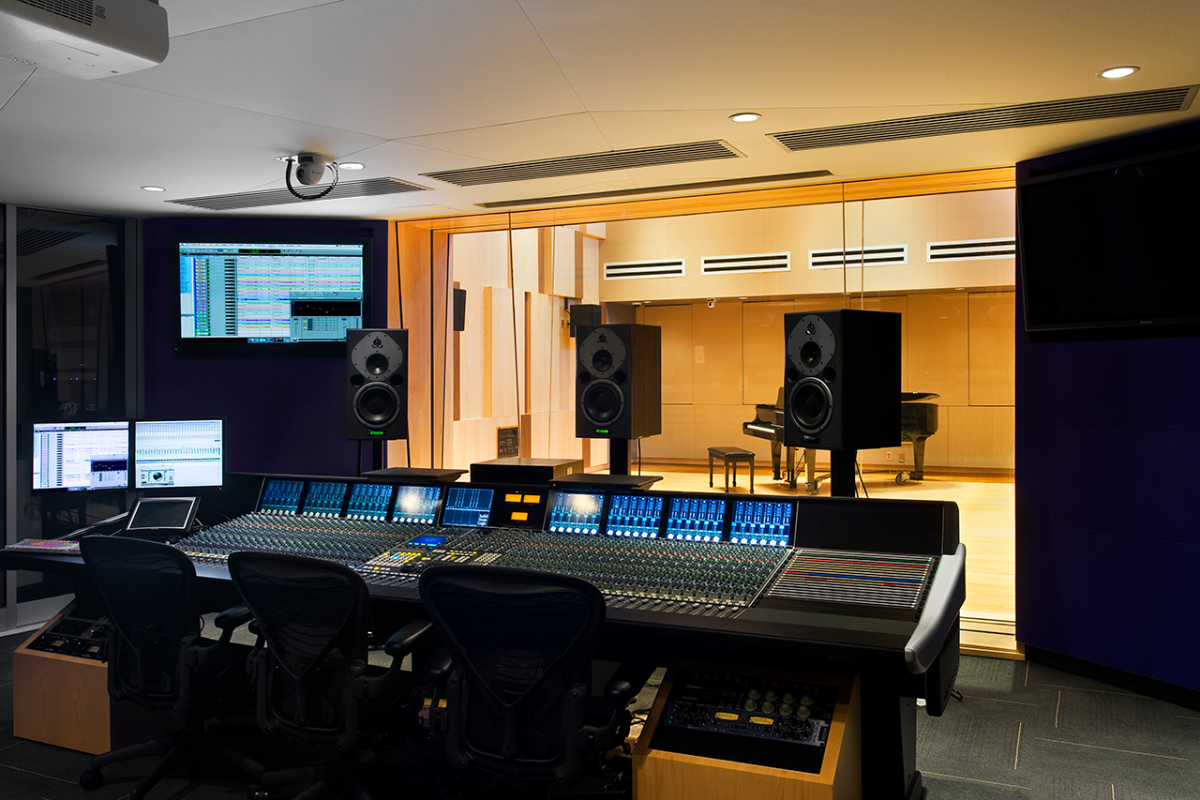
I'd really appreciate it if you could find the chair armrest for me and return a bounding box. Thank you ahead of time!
[384,619,432,658]
[426,647,453,682]
[603,662,656,708]
[214,604,253,640]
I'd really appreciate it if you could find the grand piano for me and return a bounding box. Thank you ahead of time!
[743,388,941,488]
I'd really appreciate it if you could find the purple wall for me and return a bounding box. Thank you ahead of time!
[1015,123,1200,691]
[142,217,389,477]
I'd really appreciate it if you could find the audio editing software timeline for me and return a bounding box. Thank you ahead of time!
[179,242,365,343]
[134,419,223,489]
[32,421,129,491]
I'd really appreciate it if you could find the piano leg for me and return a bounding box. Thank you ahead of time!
[770,441,783,481]
[786,446,797,489]
[912,436,928,481]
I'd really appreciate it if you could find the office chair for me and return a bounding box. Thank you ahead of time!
[227,551,432,800]
[419,564,651,795]
[78,535,258,800]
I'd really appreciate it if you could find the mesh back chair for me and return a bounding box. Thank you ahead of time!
[78,535,257,800]
[227,551,431,800]
[419,565,649,790]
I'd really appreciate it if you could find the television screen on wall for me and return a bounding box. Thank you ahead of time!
[1018,142,1200,331]
[174,237,372,356]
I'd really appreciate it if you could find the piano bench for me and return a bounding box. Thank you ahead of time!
[708,447,755,493]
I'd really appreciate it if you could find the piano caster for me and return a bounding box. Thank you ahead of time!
[896,472,908,485]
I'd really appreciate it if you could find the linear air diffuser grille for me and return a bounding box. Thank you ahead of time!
[770,86,1198,151]
[16,228,85,257]
[604,259,686,280]
[18,0,93,25]
[424,140,742,187]
[927,237,1015,263]
[168,178,429,211]
[809,245,908,269]
[766,549,938,612]
[701,252,790,276]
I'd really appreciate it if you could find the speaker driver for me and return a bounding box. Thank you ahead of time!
[581,380,625,426]
[353,383,400,428]
[789,377,833,433]
[578,326,628,379]
[786,314,835,376]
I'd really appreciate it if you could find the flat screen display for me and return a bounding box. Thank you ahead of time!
[548,492,603,535]
[133,419,223,489]
[605,494,663,538]
[391,485,441,525]
[729,500,792,547]
[176,238,371,355]
[125,497,199,533]
[665,497,725,543]
[32,421,129,491]
[442,486,494,528]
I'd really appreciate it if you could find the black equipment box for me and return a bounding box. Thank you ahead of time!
[470,457,585,485]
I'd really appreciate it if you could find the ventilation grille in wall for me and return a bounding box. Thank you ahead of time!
[809,245,908,269]
[168,178,429,211]
[423,141,742,187]
[604,258,686,280]
[927,237,1015,263]
[19,0,92,25]
[770,86,1199,151]
[16,228,85,257]
[701,252,790,275]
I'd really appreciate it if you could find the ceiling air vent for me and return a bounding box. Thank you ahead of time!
[770,86,1199,151]
[701,252,790,276]
[809,245,908,269]
[424,140,742,187]
[604,259,686,280]
[926,237,1015,263]
[168,177,429,211]
[16,227,85,257]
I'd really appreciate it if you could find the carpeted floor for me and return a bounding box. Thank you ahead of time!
[2,628,1198,799]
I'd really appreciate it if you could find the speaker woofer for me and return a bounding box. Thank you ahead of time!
[789,377,833,433]
[353,383,400,428]
[581,380,624,426]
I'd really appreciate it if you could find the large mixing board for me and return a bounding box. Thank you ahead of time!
[176,475,957,629]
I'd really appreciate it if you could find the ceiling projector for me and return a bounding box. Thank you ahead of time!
[0,0,168,80]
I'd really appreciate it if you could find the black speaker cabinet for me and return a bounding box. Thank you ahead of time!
[783,309,900,451]
[346,328,408,441]
[575,323,662,439]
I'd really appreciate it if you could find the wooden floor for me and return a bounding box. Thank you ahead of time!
[631,460,1020,659]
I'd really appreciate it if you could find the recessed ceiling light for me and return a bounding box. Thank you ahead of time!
[141,185,166,192]
[1099,66,1139,79]
[338,161,365,170]
[729,112,761,123]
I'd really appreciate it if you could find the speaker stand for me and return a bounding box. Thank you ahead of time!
[610,438,631,476]
[830,450,857,497]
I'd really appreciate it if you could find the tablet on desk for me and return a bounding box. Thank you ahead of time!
[123,497,200,541]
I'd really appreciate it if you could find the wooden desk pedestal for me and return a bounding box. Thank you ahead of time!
[634,667,861,800]
[12,607,110,755]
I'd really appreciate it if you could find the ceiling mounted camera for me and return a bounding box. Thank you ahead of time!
[294,153,327,186]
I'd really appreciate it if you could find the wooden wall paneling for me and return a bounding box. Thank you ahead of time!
[453,416,518,469]
[550,299,575,413]
[581,236,600,305]
[644,304,693,404]
[968,292,1016,406]
[906,292,969,405]
[640,405,697,460]
[490,286,520,419]
[693,405,759,462]
[510,228,541,294]
[920,403,951,469]
[526,293,553,415]
[742,301,795,405]
[549,409,583,459]
[451,229,509,288]
[552,227,581,299]
[948,405,1015,470]
[605,302,638,325]
[525,412,549,458]
[457,285,488,421]
[584,223,607,239]
[692,301,744,406]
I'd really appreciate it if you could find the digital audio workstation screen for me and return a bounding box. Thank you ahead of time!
[605,494,663,538]
[179,242,364,343]
[391,485,441,525]
[32,421,129,491]
[729,500,792,547]
[548,493,603,535]
[303,482,348,516]
[348,483,394,520]
[134,419,223,489]
[442,487,494,527]
[665,497,725,542]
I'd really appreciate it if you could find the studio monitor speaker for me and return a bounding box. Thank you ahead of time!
[346,328,408,440]
[575,323,662,439]
[783,309,900,451]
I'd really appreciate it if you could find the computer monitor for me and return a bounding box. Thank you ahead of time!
[32,421,130,491]
[133,419,223,490]
[175,238,372,356]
